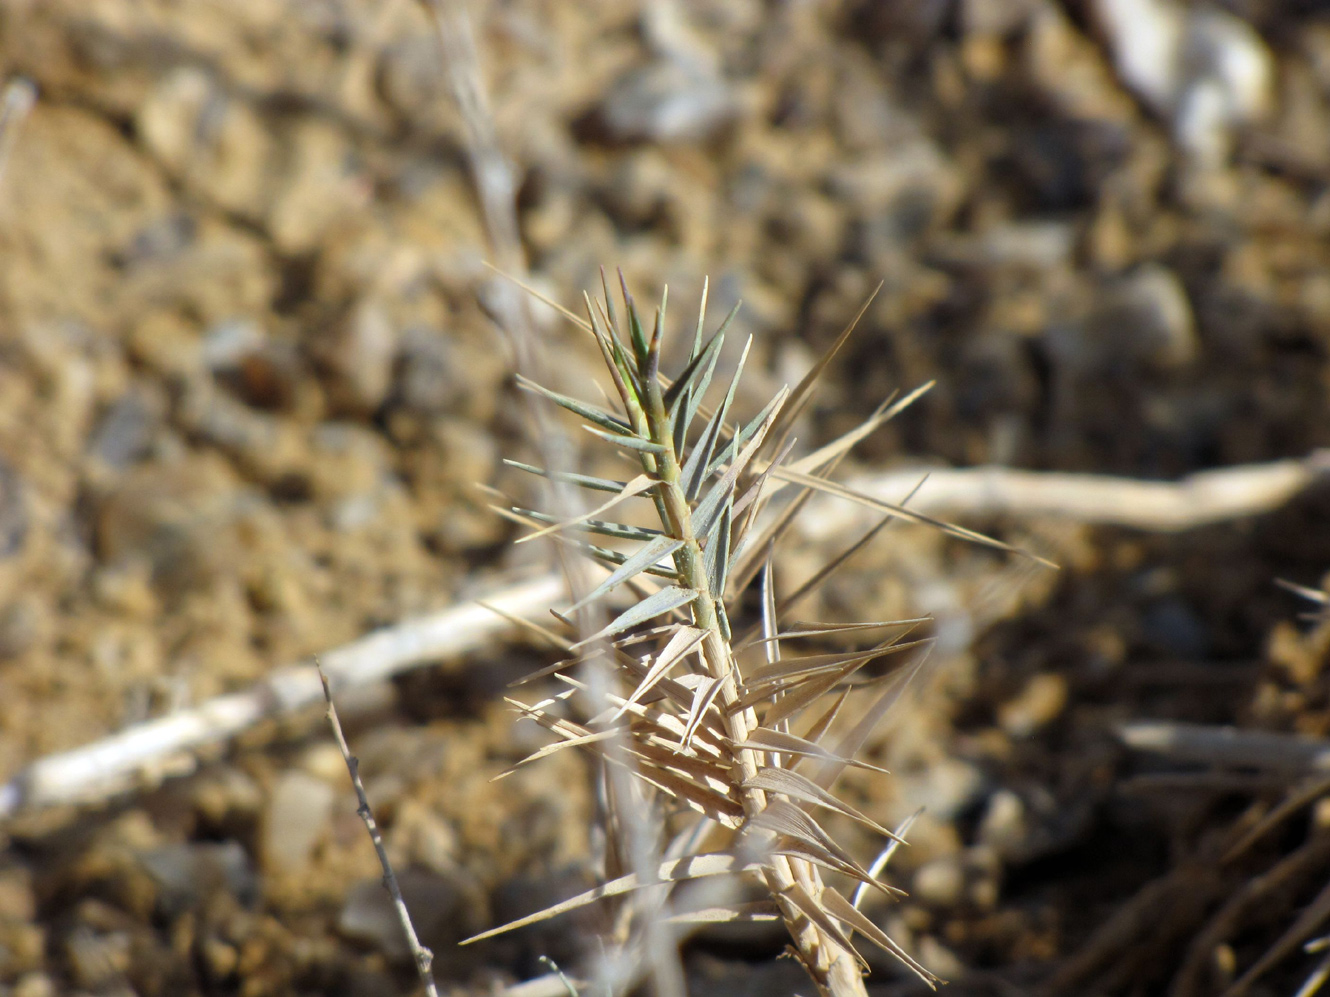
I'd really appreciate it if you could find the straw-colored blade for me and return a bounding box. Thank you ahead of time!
[460,851,757,944]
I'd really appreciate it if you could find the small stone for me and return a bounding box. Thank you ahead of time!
[87,390,160,469]
[139,840,257,912]
[297,742,352,785]
[598,59,738,144]
[979,221,1075,270]
[998,673,1069,737]
[917,935,966,980]
[913,855,966,908]
[261,770,335,873]
[0,459,28,559]
[93,457,239,590]
[203,319,266,374]
[321,299,399,414]
[897,758,987,821]
[1097,264,1198,369]
[12,974,55,997]
[338,868,477,961]
[961,0,1036,36]
[267,121,370,254]
[64,926,132,990]
[828,141,962,242]
[977,789,1028,860]
[394,328,464,415]
[1093,0,1272,164]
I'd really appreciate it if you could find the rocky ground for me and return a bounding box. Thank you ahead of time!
[0,0,1328,994]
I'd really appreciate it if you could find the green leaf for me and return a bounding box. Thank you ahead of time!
[644,287,666,386]
[563,537,679,579]
[663,301,737,414]
[584,426,667,454]
[679,335,752,501]
[515,375,630,435]
[567,535,685,613]
[705,390,785,479]
[703,500,732,599]
[691,387,784,540]
[514,509,663,542]
[621,272,651,369]
[516,474,658,544]
[502,459,629,494]
[572,585,699,647]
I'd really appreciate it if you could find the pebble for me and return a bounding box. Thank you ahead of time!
[913,855,966,908]
[1093,0,1273,164]
[0,458,28,559]
[1092,264,1198,370]
[261,769,335,873]
[896,757,987,821]
[138,840,257,912]
[337,869,473,961]
[203,319,266,374]
[997,672,1069,737]
[321,299,399,414]
[64,924,131,990]
[977,788,1029,861]
[598,59,738,144]
[87,390,160,469]
[827,141,962,238]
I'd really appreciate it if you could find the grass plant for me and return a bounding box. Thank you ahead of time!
[464,274,1033,995]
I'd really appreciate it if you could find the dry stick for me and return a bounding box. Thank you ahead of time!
[318,665,440,997]
[0,453,1324,819]
[0,573,563,818]
[799,451,1330,540]
[415,7,686,994]
[1119,721,1330,776]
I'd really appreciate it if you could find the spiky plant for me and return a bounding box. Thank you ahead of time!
[465,275,1018,995]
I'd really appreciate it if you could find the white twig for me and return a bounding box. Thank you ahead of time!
[0,574,563,818]
[319,665,440,997]
[799,451,1330,540]
[2,453,1324,819]
[1119,721,1330,775]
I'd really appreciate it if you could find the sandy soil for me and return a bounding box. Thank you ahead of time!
[0,1,1328,994]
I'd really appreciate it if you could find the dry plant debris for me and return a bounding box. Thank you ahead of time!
[466,274,982,996]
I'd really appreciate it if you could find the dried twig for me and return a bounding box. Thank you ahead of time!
[0,573,563,818]
[319,664,440,997]
[801,452,1330,540]
[1119,721,1330,776]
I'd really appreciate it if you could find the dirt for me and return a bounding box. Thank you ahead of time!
[0,0,1329,995]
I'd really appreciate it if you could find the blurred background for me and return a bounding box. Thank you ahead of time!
[0,0,1329,994]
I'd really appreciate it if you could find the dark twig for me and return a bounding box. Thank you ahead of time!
[319,664,439,997]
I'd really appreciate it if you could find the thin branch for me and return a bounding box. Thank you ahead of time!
[0,573,564,818]
[1119,721,1330,776]
[319,665,440,997]
[799,452,1330,540]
